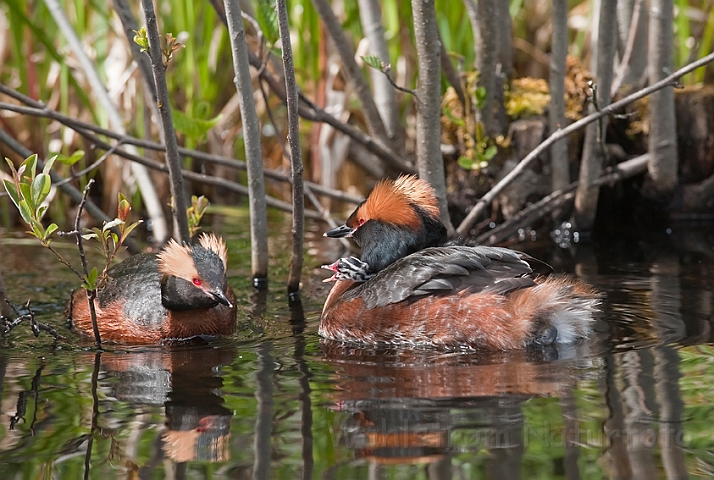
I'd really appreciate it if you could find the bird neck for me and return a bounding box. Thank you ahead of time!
[355,209,446,274]
[161,276,219,311]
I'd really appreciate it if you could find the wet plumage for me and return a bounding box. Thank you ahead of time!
[321,176,602,350]
[68,233,237,344]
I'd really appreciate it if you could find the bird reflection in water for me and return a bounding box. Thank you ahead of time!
[100,342,234,464]
[321,341,599,471]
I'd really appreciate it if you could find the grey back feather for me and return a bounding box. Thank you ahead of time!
[343,246,547,309]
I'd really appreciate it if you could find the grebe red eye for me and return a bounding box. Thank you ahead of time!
[193,278,202,286]
[358,218,365,226]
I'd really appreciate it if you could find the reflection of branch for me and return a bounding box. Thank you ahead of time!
[289,299,314,479]
[253,342,274,479]
[10,361,44,432]
[83,352,102,480]
[456,52,714,237]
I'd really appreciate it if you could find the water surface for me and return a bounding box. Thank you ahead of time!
[1,223,714,479]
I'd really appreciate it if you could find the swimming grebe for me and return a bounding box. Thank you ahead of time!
[68,233,236,344]
[320,176,601,350]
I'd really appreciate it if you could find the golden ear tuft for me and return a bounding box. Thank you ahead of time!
[360,178,420,229]
[356,175,440,228]
[199,233,228,269]
[158,239,199,279]
[392,175,440,219]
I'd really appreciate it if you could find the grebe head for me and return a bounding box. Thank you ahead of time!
[321,256,372,283]
[324,175,447,272]
[157,233,233,310]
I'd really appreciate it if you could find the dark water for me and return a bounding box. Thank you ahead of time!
[1,222,714,479]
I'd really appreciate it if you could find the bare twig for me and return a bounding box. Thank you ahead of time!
[207,1,413,174]
[140,0,190,243]
[74,180,101,345]
[476,154,649,245]
[2,300,68,341]
[258,78,351,249]
[611,0,645,96]
[44,0,169,244]
[53,143,120,187]
[412,0,454,233]
[224,0,271,286]
[277,0,305,295]
[0,114,337,222]
[455,52,714,237]
[311,0,388,145]
[0,87,362,204]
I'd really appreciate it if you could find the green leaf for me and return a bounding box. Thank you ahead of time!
[117,195,131,222]
[457,156,474,170]
[31,224,44,240]
[3,179,20,210]
[475,86,487,108]
[81,233,97,241]
[4,157,17,176]
[19,182,34,210]
[255,0,279,46]
[133,27,149,52]
[172,110,221,142]
[120,220,143,243]
[361,55,384,71]
[45,223,58,238]
[82,267,99,290]
[31,173,52,207]
[22,154,38,181]
[51,151,84,166]
[43,154,57,174]
[18,198,34,225]
[481,145,498,161]
[442,108,465,127]
[103,218,124,231]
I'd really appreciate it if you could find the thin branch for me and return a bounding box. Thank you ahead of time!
[0,88,363,204]
[277,0,305,295]
[75,180,102,345]
[224,0,271,285]
[258,77,351,249]
[311,0,389,144]
[207,1,414,174]
[53,143,120,187]
[43,0,169,244]
[611,0,645,96]
[2,300,68,341]
[455,52,714,237]
[140,0,190,243]
[476,154,649,245]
